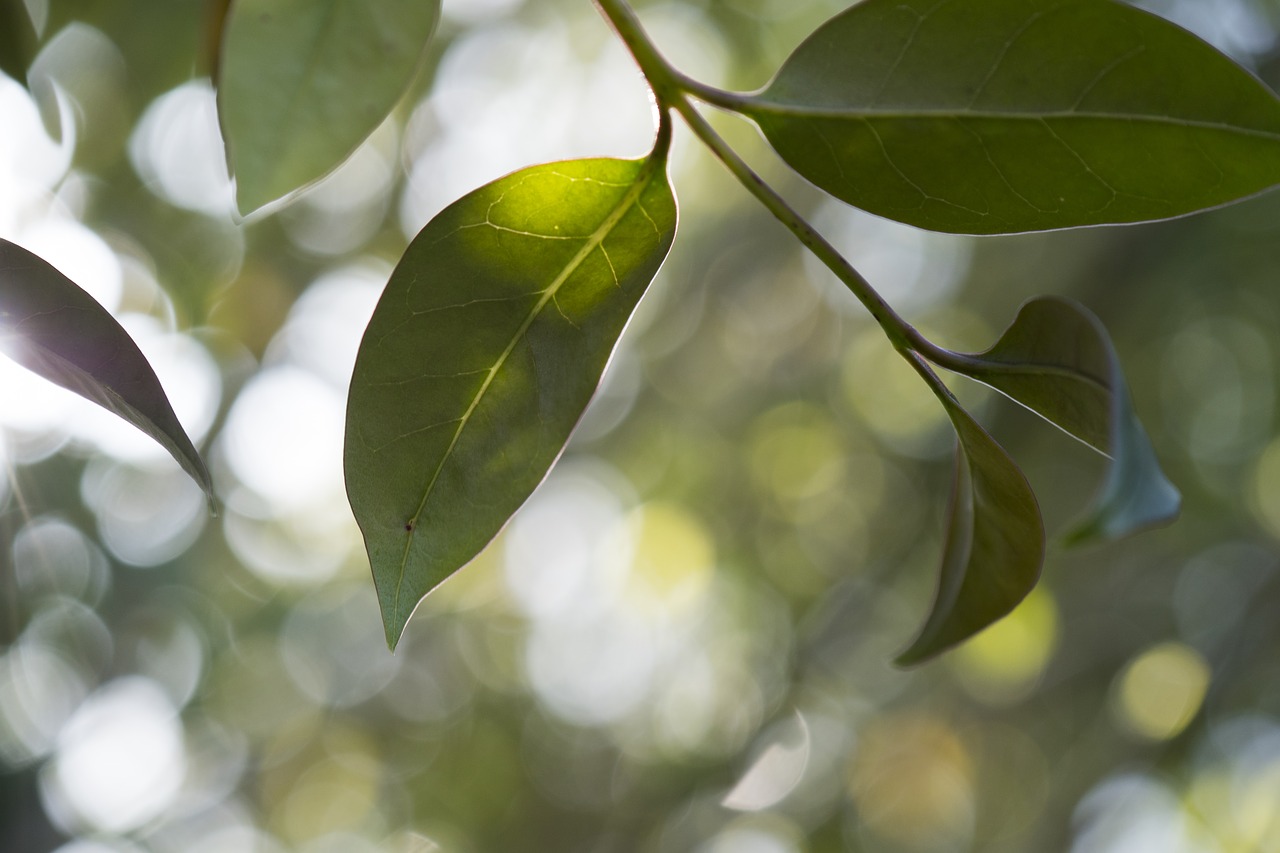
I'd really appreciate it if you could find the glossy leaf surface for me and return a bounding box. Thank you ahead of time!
[937,296,1179,540]
[745,0,1280,234]
[896,367,1044,665]
[346,152,677,649]
[0,239,214,503]
[217,0,439,214]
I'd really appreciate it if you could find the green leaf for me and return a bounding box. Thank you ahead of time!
[0,0,39,86]
[743,0,1280,234]
[932,296,1180,541]
[896,368,1044,666]
[345,146,677,650]
[217,0,440,215]
[201,0,233,78]
[0,239,215,506]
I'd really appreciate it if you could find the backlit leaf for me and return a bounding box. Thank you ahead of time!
[896,367,1044,665]
[0,239,214,505]
[217,0,440,215]
[933,296,1179,541]
[743,0,1280,234]
[345,146,677,650]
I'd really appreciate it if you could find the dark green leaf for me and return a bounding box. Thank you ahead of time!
[743,0,1280,234]
[345,149,677,650]
[217,0,440,215]
[896,368,1044,665]
[0,239,215,505]
[0,0,39,85]
[201,0,233,78]
[933,296,1179,540]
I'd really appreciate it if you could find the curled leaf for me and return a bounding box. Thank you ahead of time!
[345,141,677,650]
[897,366,1045,666]
[930,296,1179,541]
[742,0,1280,234]
[0,239,214,505]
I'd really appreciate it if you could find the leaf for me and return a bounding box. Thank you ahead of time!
[345,147,677,650]
[201,0,233,78]
[896,369,1045,665]
[932,296,1179,540]
[0,239,215,505]
[0,0,39,85]
[742,0,1280,234]
[217,0,440,215]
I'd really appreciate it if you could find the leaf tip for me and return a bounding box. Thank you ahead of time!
[892,643,937,669]
[229,182,281,223]
[1063,466,1181,546]
[172,440,217,515]
[377,582,418,654]
[383,613,406,654]
[891,605,1008,668]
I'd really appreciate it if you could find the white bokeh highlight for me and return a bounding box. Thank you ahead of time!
[42,677,186,834]
[129,81,235,217]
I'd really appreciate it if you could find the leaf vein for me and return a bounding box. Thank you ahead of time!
[1037,118,1119,206]
[967,7,1049,109]
[408,293,536,318]
[390,164,660,620]
[864,119,990,217]
[958,119,1050,213]
[365,416,465,454]
[871,2,929,105]
[1071,45,1146,110]
[757,107,1280,141]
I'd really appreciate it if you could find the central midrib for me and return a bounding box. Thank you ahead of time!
[751,103,1280,142]
[391,161,658,619]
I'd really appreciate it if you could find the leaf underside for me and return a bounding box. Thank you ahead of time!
[345,154,677,650]
[217,0,440,214]
[748,0,1280,234]
[896,372,1045,665]
[0,239,214,504]
[941,296,1179,541]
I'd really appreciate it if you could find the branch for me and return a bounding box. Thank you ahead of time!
[594,0,923,353]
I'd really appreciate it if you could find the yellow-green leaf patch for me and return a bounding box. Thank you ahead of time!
[345,146,677,649]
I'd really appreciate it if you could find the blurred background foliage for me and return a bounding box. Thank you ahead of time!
[3,0,1280,850]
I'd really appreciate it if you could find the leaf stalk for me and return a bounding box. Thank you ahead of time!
[594,0,921,353]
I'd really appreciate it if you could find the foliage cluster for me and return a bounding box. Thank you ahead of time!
[8,0,1264,655]
[3,0,1280,849]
